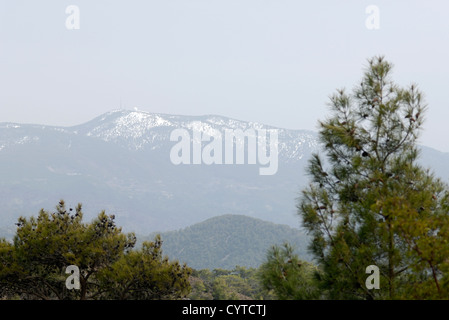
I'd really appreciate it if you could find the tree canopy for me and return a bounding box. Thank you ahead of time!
[259,243,320,300]
[298,56,449,299]
[0,200,191,300]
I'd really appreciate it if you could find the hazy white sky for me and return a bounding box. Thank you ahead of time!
[1,1,448,151]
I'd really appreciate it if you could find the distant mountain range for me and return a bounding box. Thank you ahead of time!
[0,109,448,237]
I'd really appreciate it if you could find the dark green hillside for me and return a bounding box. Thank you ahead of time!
[145,214,311,270]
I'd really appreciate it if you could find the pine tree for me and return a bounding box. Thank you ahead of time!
[259,243,320,300]
[0,200,191,300]
[298,56,449,299]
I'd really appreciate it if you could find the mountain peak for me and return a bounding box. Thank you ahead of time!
[67,109,320,160]
[68,109,320,158]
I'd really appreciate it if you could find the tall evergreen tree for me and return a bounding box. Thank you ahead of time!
[298,56,449,299]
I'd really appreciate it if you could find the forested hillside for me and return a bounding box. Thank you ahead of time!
[143,214,311,270]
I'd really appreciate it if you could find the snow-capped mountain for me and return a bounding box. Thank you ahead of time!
[71,109,320,161]
[0,110,320,236]
[0,110,448,237]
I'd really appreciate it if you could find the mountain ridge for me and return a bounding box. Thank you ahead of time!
[1,109,320,161]
[1,109,448,235]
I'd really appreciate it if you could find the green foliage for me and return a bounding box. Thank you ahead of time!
[259,243,320,300]
[0,200,191,300]
[188,266,275,300]
[96,234,191,299]
[390,170,449,298]
[144,214,310,270]
[297,56,449,299]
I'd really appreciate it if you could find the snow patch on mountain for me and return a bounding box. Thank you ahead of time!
[0,109,320,161]
[72,109,320,160]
